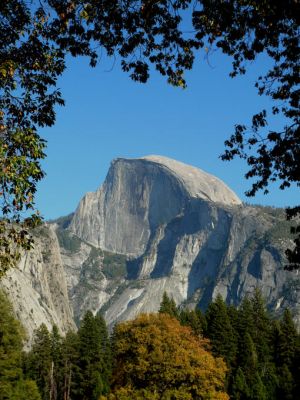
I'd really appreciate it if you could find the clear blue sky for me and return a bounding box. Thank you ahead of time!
[36,51,298,220]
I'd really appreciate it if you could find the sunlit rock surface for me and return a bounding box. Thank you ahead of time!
[1,225,75,343]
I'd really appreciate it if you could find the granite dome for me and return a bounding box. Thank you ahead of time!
[141,155,241,206]
[69,155,242,256]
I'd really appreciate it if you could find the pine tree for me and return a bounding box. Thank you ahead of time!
[61,330,80,400]
[273,309,299,400]
[227,304,239,335]
[251,371,267,400]
[277,364,294,400]
[25,324,67,400]
[0,291,24,399]
[50,326,63,400]
[159,292,179,319]
[237,297,255,342]
[250,289,272,364]
[10,379,41,400]
[233,332,274,400]
[231,367,250,400]
[237,290,276,399]
[277,309,298,368]
[95,314,112,395]
[26,323,52,400]
[0,290,41,400]
[179,308,205,337]
[293,334,300,399]
[74,311,109,400]
[239,333,258,381]
[205,294,237,368]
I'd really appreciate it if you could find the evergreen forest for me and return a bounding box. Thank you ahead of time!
[0,289,299,400]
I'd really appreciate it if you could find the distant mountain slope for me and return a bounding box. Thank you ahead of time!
[2,156,299,339]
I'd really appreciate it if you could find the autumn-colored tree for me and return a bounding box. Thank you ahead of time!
[103,313,229,400]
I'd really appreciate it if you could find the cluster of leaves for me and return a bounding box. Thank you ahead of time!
[161,291,300,400]
[103,313,228,400]
[210,0,300,192]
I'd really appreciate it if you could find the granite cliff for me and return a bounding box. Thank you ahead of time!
[2,156,299,339]
[1,225,75,343]
[70,156,241,256]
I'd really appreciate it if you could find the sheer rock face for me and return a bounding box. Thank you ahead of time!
[70,156,241,256]
[1,225,75,344]
[102,202,299,328]
[3,156,300,338]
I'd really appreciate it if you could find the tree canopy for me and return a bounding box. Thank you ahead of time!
[103,313,229,400]
[1,0,299,273]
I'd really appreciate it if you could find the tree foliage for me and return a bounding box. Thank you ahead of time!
[24,311,111,400]
[205,294,237,368]
[203,290,300,400]
[159,291,179,319]
[105,313,229,400]
[24,323,54,400]
[201,0,300,268]
[74,311,111,400]
[0,290,40,400]
[157,289,300,400]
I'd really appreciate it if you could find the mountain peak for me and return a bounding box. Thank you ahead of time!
[70,155,242,256]
[140,155,241,206]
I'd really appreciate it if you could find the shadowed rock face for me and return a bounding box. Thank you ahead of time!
[3,156,299,339]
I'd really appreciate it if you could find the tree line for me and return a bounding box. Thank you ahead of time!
[1,289,299,399]
[160,291,300,400]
